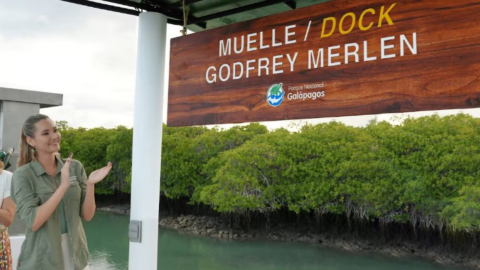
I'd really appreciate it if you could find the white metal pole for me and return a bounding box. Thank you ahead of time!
[129,12,167,270]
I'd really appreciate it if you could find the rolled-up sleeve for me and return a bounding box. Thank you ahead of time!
[11,173,40,230]
[3,172,11,198]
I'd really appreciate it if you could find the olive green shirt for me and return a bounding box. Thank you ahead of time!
[11,157,89,270]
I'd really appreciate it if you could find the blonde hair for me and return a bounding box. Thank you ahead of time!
[17,114,50,168]
[0,160,4,173]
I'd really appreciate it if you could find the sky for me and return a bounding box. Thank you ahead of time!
[0,0,479,130]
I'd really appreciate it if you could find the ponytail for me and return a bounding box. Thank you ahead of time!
[17,114,49,168]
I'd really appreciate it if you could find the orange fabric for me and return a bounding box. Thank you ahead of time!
[0,231,12,270]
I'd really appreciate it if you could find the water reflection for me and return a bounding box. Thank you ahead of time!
[90,250,123,270]
[84,212,464,270]
[84,212,129,270]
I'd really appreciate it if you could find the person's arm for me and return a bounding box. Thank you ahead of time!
[13,175,68,232]
[31,185,68,231]
[81,182,95,221]
[31,156,73,231]
[0,171,15,227]
[81,162,112,221]
[0,198,15,227]
[13,157,72,232]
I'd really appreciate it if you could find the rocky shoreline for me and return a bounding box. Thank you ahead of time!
[97,205,131,215]
[97,206,479,269]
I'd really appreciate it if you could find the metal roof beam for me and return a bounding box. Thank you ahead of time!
[189,0,293,24]
[117,0,206,28]
[143,0,207,29]
[155,8,207,29]
[61,0,196,27]
[284,0,296,9]
[100,0,153,10]
[68,0,205,28]
[61,0,140,15]
[164,0,204,9]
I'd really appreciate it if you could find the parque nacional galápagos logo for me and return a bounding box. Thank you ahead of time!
[266,83,285,107]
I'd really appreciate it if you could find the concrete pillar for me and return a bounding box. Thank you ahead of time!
[0,101,40,170]
[128,12,167,270]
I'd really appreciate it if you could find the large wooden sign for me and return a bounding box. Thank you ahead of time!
[168,0,480,126]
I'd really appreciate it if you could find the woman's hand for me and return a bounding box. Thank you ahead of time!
[87,162,113,185]
[60,153,73,190]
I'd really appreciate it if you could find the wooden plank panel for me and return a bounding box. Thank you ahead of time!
[168,0,480,126]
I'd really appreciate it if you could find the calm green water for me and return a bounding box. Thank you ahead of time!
[84,211,464,270]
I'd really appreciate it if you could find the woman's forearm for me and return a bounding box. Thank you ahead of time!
[82,183,96,221]
[0,209,14,227]
[32,186,68,231]
[0,198,15,227]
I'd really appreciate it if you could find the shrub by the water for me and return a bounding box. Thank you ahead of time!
[57,114,480,241]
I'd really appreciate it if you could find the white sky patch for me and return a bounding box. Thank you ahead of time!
[0,0,179,129]
[36,15,50,23]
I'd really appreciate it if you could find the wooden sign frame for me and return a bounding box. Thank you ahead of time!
[168,0,480,126]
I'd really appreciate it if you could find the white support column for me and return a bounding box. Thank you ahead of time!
[129,12,167,270]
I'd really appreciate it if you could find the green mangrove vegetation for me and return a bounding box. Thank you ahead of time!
[57,114,480,246]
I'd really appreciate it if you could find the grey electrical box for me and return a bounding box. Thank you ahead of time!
[129,220,142,243]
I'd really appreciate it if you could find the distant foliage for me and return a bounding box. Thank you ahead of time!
[56,114,480,234]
